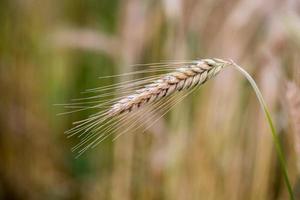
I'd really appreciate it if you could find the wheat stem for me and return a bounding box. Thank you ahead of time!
[63,58,295,198]
[230,60,295,200]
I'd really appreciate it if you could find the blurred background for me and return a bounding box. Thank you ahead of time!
[0,0,300,199]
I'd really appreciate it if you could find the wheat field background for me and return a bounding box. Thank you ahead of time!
[0,0,300,199]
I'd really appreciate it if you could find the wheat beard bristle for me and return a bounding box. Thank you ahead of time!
[61,58,229,156]
[108,58,228,117]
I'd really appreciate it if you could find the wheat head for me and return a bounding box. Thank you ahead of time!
[108,58,228,117]
[62,58,229,155]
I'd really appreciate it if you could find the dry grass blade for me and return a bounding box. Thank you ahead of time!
[286,82,300,171]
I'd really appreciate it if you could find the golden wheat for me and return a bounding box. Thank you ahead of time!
[107,58,228,117]
[62,58,229,156]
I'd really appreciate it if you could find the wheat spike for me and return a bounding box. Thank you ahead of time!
[107,58,228,117]
[62,58,229,156]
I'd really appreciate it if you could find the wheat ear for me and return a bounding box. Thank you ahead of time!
[61,58,229,156]
[107,58,228,117]
[60,58,294,198]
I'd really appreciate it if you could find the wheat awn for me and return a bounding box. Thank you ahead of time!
[60,58,229,156]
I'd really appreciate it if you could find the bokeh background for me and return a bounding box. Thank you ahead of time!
[1,0,300,199]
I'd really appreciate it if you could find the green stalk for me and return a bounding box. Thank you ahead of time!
[230,60,294,200]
